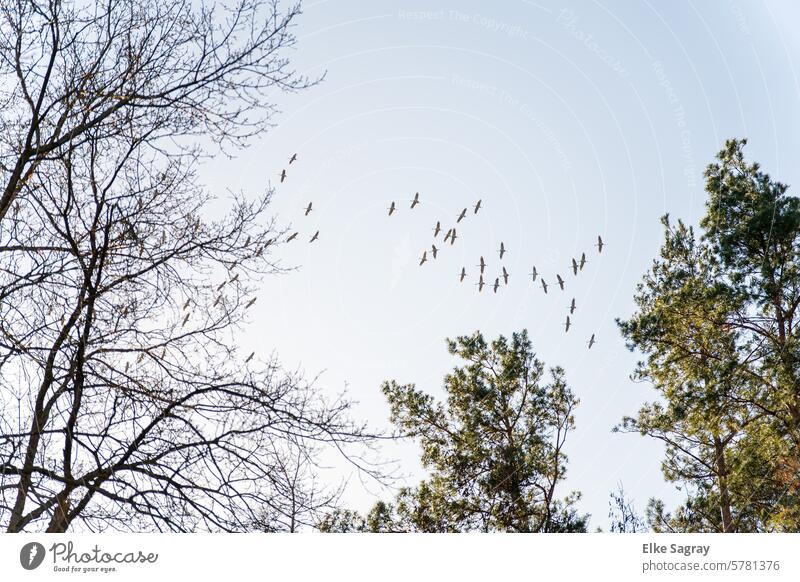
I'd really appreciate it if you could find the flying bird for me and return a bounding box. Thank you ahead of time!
[280,169,287,183]
[588,334,596,349]
[443,228,453,243]
[289,153,297,164]
[457,208,467,223]
[478,256,486,273]
[309,231,319,243]
[580,252,587,270]
[498,242,507,259]
[433,221,442,237]
[541,279,548,294]
[431,244,439,259]
[286,232,298,242]
[596,235,604,253]
[183,299,191,310]
[502,266,509,285]
[571,258,579,276]
[556,274,565,290]
[569,298,576,314]
[476,276,485,292]
[246,297,257,309]
[529,266,538,282]
[448,229,458,245]
[304,202,313,216]
[474,199,482,214]
[388,202,396,216]
[493,278,500,293]
[182,312,190,327]
[410,192,420,209]
[245,352,255,363]
[564,316,571,333]
[419,251,427,266]
[459,267,467,282]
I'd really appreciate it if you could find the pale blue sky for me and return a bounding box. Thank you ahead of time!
[199,0,800,528]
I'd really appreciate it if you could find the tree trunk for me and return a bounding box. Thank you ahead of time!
[713,436,734,533]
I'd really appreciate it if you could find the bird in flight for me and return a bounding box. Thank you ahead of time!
[245,352,255,363]
[476,276,485,292]
[280,169,287,183]
[459,267,467,282]
[447,229,458,245]
[564,316,571,333]
[286,232,298,242]
[580,252,587,270]
[588,334,596,349]
[493,278,500,293]
[498,242,507,259]
[246,297,257,309]
[388,201,396,216]
[478,256,486,273]
[541,279,548,294]
[457,208,467,223]
[571,258,579,276]
[309,231,319,243]
[556,274,565,290]
[431,244,439,259]
[433,221,442,237]
[304,202,313,216]
[596,235,604,253]
[502,266,509,285]
[474,199,482,214]
[419,251,427,266]
[289,153,297,164]
[411,192,420,209]
[568,298,576,314]
[529,266,538,282]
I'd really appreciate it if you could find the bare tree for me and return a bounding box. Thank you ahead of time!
[0,0,313,224]
[0,126,380,532]
[607,482,645,533]
[0,0,382,533]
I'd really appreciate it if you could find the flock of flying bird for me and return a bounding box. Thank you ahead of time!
[281,153,321,244]
[386,191,603,350]
[277,154,602,350]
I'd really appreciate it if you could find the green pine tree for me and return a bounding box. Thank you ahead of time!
[619,139,800,532]
[320,330,587,533]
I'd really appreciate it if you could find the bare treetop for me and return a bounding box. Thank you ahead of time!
[0,0,315,223]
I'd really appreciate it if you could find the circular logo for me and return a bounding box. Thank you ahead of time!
[20,542,46,570]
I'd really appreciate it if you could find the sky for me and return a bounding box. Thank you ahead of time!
[198,0,800,529]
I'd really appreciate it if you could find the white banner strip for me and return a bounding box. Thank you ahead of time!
[2,533,798,581]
